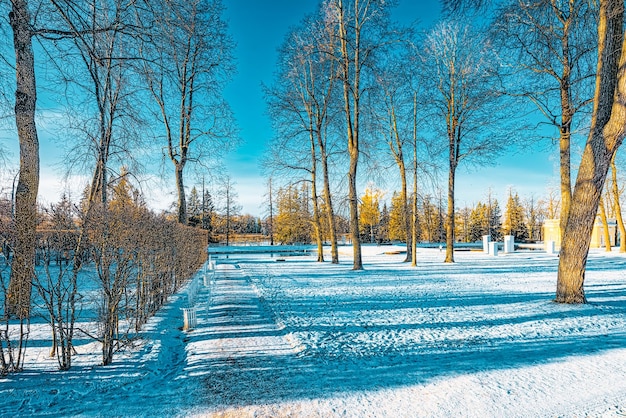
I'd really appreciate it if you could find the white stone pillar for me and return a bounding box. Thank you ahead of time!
[504,235,515,253]
[482,235,491,253]
[489,241,498,256]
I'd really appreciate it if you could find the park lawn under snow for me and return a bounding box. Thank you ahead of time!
[2,245,626,417]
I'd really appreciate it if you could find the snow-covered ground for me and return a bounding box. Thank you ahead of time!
[2,245,626,417]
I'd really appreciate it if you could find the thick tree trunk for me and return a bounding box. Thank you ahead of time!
[7,1,40,319]
[559,122,572,239]
[556,0,626,303]
[175,163,187,225]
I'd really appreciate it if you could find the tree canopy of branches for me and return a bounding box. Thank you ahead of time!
[421,20,514,263]
[141,0,236,225]
[494,0,597,238]
[264,11,342,263]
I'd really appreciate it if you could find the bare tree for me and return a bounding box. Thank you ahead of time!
[373,52,416,262]
[265,12,342,263]
[556,0,626,303]
[421,21,513,262]
[494,0,597,238]
[327,0,396,270]
[141,0,236,225]
[6,0,39,324]
[217,176,241,246]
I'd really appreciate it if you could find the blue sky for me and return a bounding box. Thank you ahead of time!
[19,0,559,216]
[220,0,558,216]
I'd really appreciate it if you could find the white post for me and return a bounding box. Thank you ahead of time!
[489,241,498,256]
[504,235,515,253]
[483,235,491,253]
[546,240,556,254]
[182,307,197,331]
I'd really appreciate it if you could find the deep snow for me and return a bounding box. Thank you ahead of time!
[2,245,626,417]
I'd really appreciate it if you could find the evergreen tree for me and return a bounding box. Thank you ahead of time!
[455,207,472,243]
[202,190,215,234]
[188,187,201,217]
[379,203,390,243]
[468,202,488,242]
[504,191,529,241]
[359,186,383,243]
[274,186,311,244]
[388,192,406,241]
[489,199,503,242]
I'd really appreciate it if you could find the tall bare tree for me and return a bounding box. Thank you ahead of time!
[556,0,626,303]
[265,12,342,263]
[422,21,512,262]
[327,0,396,269]
[5,0,39,323]
[494,0,597,238]
[141,0,236,225]
[444,0,626,306]
[373,55,415,262]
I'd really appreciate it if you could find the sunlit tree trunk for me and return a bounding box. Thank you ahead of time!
[389,106,412,262]
[445,157,457,263]
[319,137,339,263]
[309,130,325,262]
[337,0,362,269]
[599,196,612,251]
[610,157,626,252]
[556,0,626,303]
[7,0,39,319]
[411,93,419,267]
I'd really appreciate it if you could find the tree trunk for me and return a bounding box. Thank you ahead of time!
[348,152,362,269]
[175,163,187,225]
[445,160,456,263]
[309,133,324,262]
[558,19,574,241]
[599,196,612,251]
[7,1,40,319]
[399,160,412,262]
[390,107,412,262]
[556,0,626,303]
[412,92,419,267]
[610,157,626,252]
[559,119,572,239]
[320,142,339,264]
[338,0,362,270]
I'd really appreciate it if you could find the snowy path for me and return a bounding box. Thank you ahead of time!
[188,263,310,411]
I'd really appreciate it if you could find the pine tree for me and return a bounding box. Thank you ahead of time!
[359,186,383,243]
[275,186,312,244]
[504,191,529,241]
[379,203,390,243]
[489,199,503,242]
[188,187,202,219]
[388,192,406,241]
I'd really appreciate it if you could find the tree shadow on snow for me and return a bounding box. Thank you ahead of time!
[195,261,626,410]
